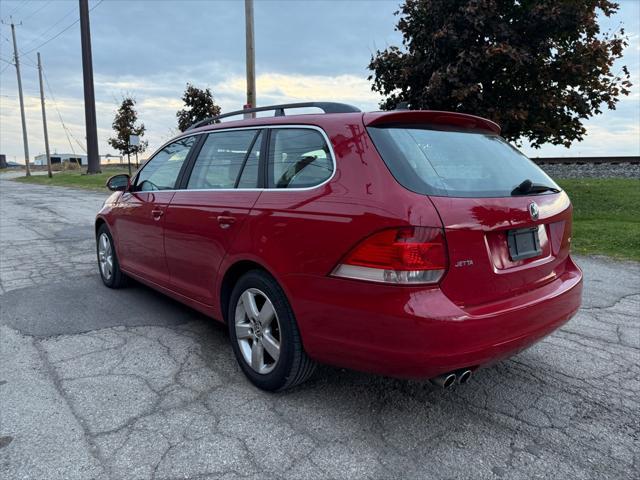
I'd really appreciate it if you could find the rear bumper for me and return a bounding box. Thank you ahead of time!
[284,256,583,379]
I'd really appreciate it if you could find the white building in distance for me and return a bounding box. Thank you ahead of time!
[32,153,124,166]
[33,153,86,166]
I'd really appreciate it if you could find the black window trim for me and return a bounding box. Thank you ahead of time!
[175,134,206,189]
[234,130,263,189]
[258,128,270,189]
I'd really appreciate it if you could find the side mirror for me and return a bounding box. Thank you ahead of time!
[106,174,130,192]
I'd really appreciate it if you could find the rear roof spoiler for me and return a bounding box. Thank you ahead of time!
[363,110,501,135]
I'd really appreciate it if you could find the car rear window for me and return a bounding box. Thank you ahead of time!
[367,126,560,198]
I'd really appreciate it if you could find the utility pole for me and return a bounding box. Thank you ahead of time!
[244,0,256,117]
[9,21,31,176]
[79,0,100,174]
[37,53,53,178]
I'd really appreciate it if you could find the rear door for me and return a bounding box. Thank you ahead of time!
[367,124,573,307]
[244,126,339,276]
[163,128,263,305]
[114,135,197,285]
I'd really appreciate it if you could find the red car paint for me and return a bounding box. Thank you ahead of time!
[96,110,582,380]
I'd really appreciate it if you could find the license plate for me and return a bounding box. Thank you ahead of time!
[507,227,542,261]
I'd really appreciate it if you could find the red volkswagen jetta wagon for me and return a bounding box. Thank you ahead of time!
[96,102,583,391]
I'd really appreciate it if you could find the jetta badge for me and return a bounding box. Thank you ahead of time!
[529,202,539,220]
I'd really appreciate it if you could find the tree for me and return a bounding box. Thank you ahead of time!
[368,0,632,148]
[176,84,222,132]
[107,97,148,157]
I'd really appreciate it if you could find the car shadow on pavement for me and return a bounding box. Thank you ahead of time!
[0,274,213,337]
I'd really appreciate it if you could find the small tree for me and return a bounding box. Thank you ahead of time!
[176,83,222,132]
[368,0,632,148]
[108,97,148,157]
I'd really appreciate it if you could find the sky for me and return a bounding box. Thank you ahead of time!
[0,0,638,163]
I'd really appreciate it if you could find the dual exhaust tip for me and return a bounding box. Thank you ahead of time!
[430,369,473,389]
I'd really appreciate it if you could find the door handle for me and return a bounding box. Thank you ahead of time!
[151,209,164,220]
[217,215,236,229]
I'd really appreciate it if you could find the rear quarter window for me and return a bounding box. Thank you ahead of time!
[367,126,559,198]
[267,128,333,189]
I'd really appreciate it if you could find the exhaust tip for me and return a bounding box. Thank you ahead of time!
[443,373,457,388]
[458,369,473,385]
[431,373,457,389]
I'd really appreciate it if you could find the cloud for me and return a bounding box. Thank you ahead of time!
[213,73,381,108]
[0,71,382,162]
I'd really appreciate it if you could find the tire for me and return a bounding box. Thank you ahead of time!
[96,224,128,288]
[228,270,316,391]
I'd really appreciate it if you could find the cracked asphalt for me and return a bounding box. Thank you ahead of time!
[1,176,638,480]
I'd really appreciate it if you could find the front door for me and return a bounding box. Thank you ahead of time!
[164,129,263,305]
[114,135,197,286]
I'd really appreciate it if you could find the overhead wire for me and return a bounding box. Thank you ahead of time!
[42,66,79,154]
[20,0,104,56]
[5,0,33,18]
[21,0,54,22]
[18,4,77,52]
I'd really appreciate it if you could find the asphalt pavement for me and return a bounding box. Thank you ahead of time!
[1,176,638,480]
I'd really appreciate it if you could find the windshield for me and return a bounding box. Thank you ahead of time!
[367,126,560,198]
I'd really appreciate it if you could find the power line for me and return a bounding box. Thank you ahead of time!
[21,18,80,56]
[18,4,77,51]
[20,0,104,57]
[5,0,33,18]
[19,54,38,68]
[22,0,54,22]
[42,66,84,154]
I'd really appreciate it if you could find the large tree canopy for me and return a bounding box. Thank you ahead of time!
[176,84,222,132]
[107,97,148,156]
[368,0,631,147]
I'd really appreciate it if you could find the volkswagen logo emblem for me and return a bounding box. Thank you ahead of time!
[529,202,539,220]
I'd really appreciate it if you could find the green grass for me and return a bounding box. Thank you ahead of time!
[557,178,639,261]
[13,166,130,191]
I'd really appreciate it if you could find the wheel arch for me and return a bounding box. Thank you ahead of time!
[95,216,107,237]
[95,217,122,261]
[219,259,282,324]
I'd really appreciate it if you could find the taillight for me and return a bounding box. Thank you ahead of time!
[332,227,448,284]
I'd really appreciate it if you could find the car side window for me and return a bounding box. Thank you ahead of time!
[268,128,333,188]
[187,130,260,190]
[136,136,196,191]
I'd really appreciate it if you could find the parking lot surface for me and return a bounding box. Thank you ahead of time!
[1,177,638,480]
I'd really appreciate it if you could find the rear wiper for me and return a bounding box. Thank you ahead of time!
[511,179,560,196]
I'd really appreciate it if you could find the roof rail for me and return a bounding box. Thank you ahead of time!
[187,102,361,130]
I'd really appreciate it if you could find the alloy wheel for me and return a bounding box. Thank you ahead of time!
[234,288,281,374]
[98,232,113,281]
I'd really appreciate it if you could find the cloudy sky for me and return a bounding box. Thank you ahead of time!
[1,0,638,163]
